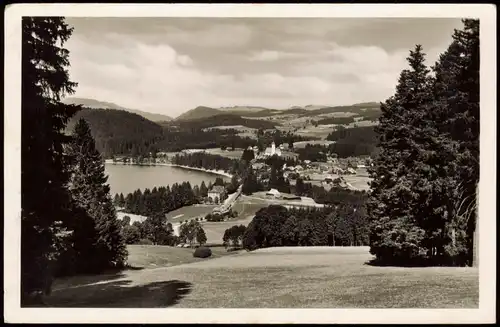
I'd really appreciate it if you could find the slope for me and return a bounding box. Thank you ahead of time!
[67,108,164,158]
[62,97,173,122]
[175,106,223,121]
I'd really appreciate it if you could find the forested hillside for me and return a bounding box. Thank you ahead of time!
[175,106,223,121]
[63,97,173,121]
[67,108,260,157]
[67,108,165,158]
[327,126,379,157]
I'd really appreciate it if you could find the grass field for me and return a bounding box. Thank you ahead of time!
[204,148,245,159]
[343,175,372,191]
[46,246,479,308]
[295,125,335,140]
[165,204,218,223]
[200,196,268,244]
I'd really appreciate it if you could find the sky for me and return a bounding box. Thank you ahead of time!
[64,17,464,117]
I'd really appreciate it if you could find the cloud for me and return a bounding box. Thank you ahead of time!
[64,18,459,116]
[249,50,281,62]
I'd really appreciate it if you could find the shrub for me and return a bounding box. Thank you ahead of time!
[193,246,212,258]
[137,238,153,245]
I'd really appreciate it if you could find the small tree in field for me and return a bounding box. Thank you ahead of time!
[196,228,207,246]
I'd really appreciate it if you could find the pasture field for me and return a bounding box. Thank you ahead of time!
[125,245,238,268]
[295,125,335,140]
[165,204,218,223]
[204,148,245,160]
[46,246,479,308]
[342,175,371,191]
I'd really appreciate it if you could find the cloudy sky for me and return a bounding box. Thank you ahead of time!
[64,17,463,117]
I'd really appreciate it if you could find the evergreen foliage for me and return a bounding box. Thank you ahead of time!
[367,20,479,266]
[21,17,81,304]
[65,119,127,274]
[121,182,198,217]
[242,204,369,251]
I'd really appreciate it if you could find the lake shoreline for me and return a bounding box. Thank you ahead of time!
[104,160,233,178]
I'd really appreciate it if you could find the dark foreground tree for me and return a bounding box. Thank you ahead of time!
[430,19,479,266]
[66,119,127,273]
[21,17,81,305]
[367,20,480,266]
[367,44,433,264]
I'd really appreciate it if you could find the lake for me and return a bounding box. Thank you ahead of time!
[105,164,230,196]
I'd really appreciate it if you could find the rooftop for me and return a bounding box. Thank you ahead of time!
[209,185,226,194]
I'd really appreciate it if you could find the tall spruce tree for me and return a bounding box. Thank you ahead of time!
[367,45,434,264]
[429,19,480,265]
[67,118,127,273]
[21,17,81,305]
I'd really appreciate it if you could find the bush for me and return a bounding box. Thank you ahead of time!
[137,238,153,245]
[193,246,212,258]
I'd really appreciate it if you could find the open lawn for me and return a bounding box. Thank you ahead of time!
[125,245,238,268]
[200,197,268,244]
[343,175,372,191]
[204,148,245,160]
[165,204,218,223]
[46,246,478,308]
[295,125,335,140]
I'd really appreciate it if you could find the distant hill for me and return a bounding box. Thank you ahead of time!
[218,105,271,114]
[301,103,381,117]
[66,108,165,158]
[62,97,173,122]
[175,106,223,121]
[176,113,278,130]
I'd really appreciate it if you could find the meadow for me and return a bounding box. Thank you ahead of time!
[46,246,479,308]
[165,204,218,223]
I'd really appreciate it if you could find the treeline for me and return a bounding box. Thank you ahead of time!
[120,216,207,247]
[114,182,201,217]
[315,116,356,125]
[21,18,127,305]
[295,181,369,207]
[296,144,329,162]
[326,126,379,158]
[242,204,369,250]
[368,20,479,266]
[172,152,247,176]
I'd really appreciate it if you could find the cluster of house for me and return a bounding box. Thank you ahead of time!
[246,142,296,160]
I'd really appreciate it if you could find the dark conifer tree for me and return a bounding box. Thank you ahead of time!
[367,45,433,264]
[429,19,480,265]
[200,181,208,197]
[21,17,81,305]
[67,118,127,273]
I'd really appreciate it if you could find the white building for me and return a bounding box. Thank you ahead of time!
[264,142,282,157]
[207,185,226,203]
[266,188,281,199]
